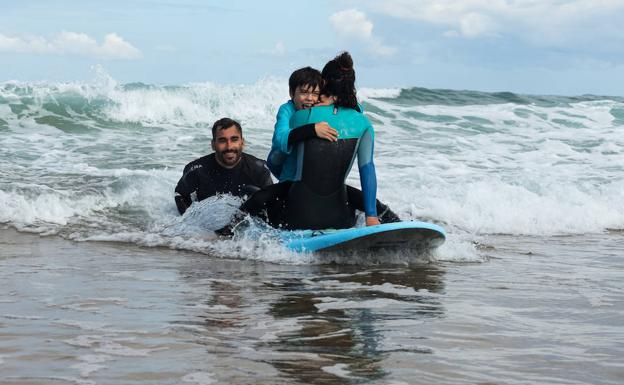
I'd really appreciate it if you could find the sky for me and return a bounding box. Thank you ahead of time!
[1,0,624,95]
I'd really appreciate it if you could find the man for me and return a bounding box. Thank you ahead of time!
[174,117,273,215]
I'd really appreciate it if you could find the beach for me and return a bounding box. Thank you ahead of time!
[1,78,624,384]
[1,228,622,384]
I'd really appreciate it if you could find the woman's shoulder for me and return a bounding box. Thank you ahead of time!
[336,106,371,124]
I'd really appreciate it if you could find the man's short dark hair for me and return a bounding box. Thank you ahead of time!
[288,67,323,96]
[211,117,242,139]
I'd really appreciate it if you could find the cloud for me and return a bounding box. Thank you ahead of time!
[259,41,286,56]
[367,0,624,43]
[457,12,495,38]
[0,32,142,59]
[330,9,396,56]
[331,9,374,39]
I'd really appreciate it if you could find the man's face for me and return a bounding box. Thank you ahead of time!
[212,125,244,168]
[291,84,320,110]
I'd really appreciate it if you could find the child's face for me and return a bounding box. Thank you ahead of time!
[291,84,320,110]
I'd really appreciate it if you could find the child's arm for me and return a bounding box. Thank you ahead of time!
[287,122,337,144]
[266,102,296,177]
[271,102,338,151]
[272,101,296,154]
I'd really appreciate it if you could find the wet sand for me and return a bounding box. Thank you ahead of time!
[1,229,623,385]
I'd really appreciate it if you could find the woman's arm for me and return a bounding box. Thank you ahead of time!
[357,128,380,226]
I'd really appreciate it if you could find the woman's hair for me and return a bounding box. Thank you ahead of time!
[321,51,359,112]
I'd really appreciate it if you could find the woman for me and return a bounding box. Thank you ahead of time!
[283,51,381,228]
[218,52,397,234]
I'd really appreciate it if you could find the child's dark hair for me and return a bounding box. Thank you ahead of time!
[211,117,242,140]
[321,51,359,112]
[288,67,323,96]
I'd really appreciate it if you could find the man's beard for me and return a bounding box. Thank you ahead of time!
[217,149,242,167]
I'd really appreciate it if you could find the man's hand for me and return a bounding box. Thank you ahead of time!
[314,122,338,142]
[365,216,381,226]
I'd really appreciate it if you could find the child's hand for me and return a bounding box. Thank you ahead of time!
[314,122,338,142]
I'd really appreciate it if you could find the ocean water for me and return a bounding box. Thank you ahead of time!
[1,70,622,260]
[1,71,623,384]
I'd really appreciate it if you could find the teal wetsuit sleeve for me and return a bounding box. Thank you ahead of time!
[272,101,296,154]
[267,101,296,177]
[357,127,377,217]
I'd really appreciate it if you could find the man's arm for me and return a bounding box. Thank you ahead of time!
[260,163,274,187]
[247,156,274,189]
[174,172,195,215]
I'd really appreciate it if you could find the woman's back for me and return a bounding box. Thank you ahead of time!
[279,105,375,230]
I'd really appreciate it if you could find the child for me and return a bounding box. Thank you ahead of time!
[267,67,337,181]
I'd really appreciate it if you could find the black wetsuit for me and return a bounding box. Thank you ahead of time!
[174,153,273,214]
[238,139,399,230]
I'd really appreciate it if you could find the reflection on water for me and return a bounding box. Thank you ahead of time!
[2,230,623,385]
[172,257,446,384]
[263,267,445,384]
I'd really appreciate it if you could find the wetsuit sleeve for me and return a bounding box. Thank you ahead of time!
[259,162,274,187]
[267,101,296,177]
[287,123,316,146]
[244,156,274,190]
[174,171,195,215]
[272,102,296,153]
[357,128,377,217]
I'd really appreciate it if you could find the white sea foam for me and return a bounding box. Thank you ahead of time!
[257,317,304,342]
[63,335,105,348]
[94,340,163,357]
[314,297,409,312]
[2,72,623,263]
[2,314,45,320]
[182,372,217,385]
[321,363,357,379]
[55,320,110,331]
[359,87,402,99]
[301,279,440,297]
[71,354,110,378]
[365,98,624,237]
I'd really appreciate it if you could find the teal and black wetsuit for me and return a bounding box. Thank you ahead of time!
[266,100,295,179]
[241,104,382,230]
[289,105,378,217]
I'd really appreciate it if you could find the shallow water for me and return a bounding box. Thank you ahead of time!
[1,76,623,384]
[2,229,622,385]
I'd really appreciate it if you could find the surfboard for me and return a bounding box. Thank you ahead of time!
[280,221,446,253]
